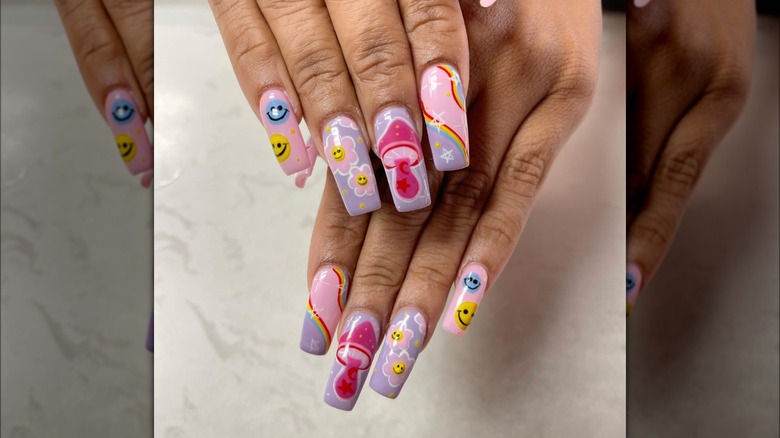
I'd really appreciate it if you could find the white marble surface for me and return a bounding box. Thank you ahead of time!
[154,5,626,437]
[628,17,780,438]
[1,3,153,437]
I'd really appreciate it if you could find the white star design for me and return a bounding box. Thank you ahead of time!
[310,339,321,350]
[429,110,445,133]
[424,74,441,97]
[440,148,454,163]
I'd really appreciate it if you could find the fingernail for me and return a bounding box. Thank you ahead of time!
[104,88,153,175]
[626,263,642,315]
[259,88,310,175]
[300,266,349,355]
[421,64,469,171]
[374,107,431,212]
[634,0,652,7]
[480,0,497,7]
[369,308,427,399]
[323,116,381,215]
[323,311,380,411]
[442,263,487,336]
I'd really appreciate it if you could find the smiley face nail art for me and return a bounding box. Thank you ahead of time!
[103,89,152,176]
[323,115,380,216]
[420,64,469,171]
[259,88,309,175]
[443,263,488,336]
[626,264,642,315]
[369,308,427,399]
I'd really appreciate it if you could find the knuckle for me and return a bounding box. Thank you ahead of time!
[77,23,124,67]
[349,31,408,85]
[655,149,705,200]
[103,0,152,18]
[551,55,598,102]
[631,209,675,247]
[410,260,454,290]
[231,24,277,71]
[479,210,521,250]
[708,57,751,104]
[438,168,493,215]
[290,46,350,98]
[358,259,405,291]
[320,219,364,254]
[500,148,549,200]
[403,1,462,40]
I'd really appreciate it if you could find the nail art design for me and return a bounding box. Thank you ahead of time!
[323,116,381,215]
[374,107,431,212]
[324,312,379,411]
[104,89,153,175]
[421,64,469,171]
[259,88,310,175]
[300,266,349,355]
[442,263,488,336]
[369,308,427,399]
[626,264,642,315]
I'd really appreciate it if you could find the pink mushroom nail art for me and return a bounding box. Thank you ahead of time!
[324,312,380,411]
[104,88,152,176]
[374,106,431,212]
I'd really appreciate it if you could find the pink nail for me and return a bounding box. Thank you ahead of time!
[104,88,153,175]
[634,0,652,7]
[442,263,488,336]
[480,0,497,8]
[259,88,310,175]
[300,266,349,355]
[420,64,469,171]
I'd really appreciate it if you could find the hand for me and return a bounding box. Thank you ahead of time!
[54,0,154,187]
[301,0,601,409]
[626,0,756,313]
[209,0,489,214]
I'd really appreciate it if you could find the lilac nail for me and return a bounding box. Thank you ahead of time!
[323,116,381,215]
[323,312,379,411]
[369,308,427,399]
[374,107,431,212]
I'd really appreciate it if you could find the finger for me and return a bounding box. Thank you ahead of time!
[326,0,432,212]
[367,96,508,398]
[209,0,310,176]
[101,0,154,120]
[258,0,381,215]
[398,0,471,170]
[323,201,436,410]
[301,175,370,355]
[626,87,749,313]
[445,90,595,335]
[54,0,153,177]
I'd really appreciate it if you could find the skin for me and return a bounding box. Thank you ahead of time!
[54,0,154,188]
[627,0,756,301]
[308,0,601,356]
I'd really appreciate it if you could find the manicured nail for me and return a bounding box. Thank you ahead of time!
[369,308,426,399]
[374,107,431,212]
[104,88,153,175]
[442,263,488,336]
[634,0,652,7]
[626,263,642,315]
[421,64,469,171]
[259,88,310,175]
[323,116,381,215]
[300,266,349,355]
[480,0,497,7]
[323,312,380,411]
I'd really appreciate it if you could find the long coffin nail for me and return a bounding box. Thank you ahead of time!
[442,263,488,336]
[369,308,426,399]
[259,88,310,175]
[626,264,642,315]
[323,116,381,215]
[323,312,379,411]
[374,107,431,212]
[104,88,153,175]
[421,64,469,170]
[300,266,349,355]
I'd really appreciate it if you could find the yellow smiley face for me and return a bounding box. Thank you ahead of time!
[356,174,368,186]
[392,362,405,375]
[270,134,291,162]
[455,302,477,331]
[332,146,345,161]
[115,134,136,163]
[390,330,403,342]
